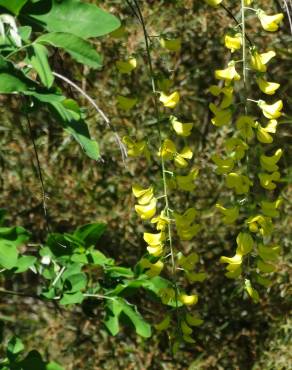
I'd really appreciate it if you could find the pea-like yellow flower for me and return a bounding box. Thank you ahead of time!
[216,204,239,224]
[225,137,249,160]
[235,232,254,256]
[260,199,282,218]
[220,253,243,270]
[154,315,171,331]
[176,168,199,191]
[159,38,181,52]
[212,155,234,174]
[258,100,283,119]
[245,279,259,303]
[159,91,180,108]
[260,149,283,172]
[179,293,198,306]
[132,184,154,204]
[116,58,137,74]
[117,95,137,110]
[147,245,163,257]
[140,258,164,277]
[209,103,232,127]
[255,120,278,144]
[209,85,234,109]
[258,244,281,262]
[169,116,193,137]
[135,198,157,220]
[215,61,241,82]
[158,139,193,168]
[123,136,150,160]
[257,10,284,32]
[236,115,256,139]
[204,0,222,7]
[144,231,165,246]
[224,33,242,53]
[246,215,273,236]
[177,251,199,271]
[250,50,276,72]
[256,78,280,95]
[258,171,281,190]
[244,0,253,5]
[226,173,253,194]
[185,313,204,327]
[151,211,170,231]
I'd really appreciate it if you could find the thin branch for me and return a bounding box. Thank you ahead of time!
[52,71,127,162]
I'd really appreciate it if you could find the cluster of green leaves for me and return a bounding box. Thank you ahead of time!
[0,0,121,160]
[0,209,175,340]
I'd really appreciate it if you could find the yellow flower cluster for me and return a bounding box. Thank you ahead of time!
[208,2,284,302]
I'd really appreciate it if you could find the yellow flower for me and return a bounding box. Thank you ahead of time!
[245,279,259,303]
[116,58,137,74]
[216,204,239,224]
[225,137,249,160]
[158,139,193,168]
[135,198,157,220]
[212,155,234,174]
[255,120,278,144]
[123,136,150,160]
[154,315,171,331]
[176,168,199,192]
[260,149,283,172]
[258,100,283,119]
[236,115,256,140]
[220,253,242,269]
[143,231,165,246]
[256,78,280,95]
[179,293,198,306]
[140,258,164,277]
[258,171,281,190]
[260,199,282,218]
[132,185,154,204]
[117,95,137,111]
[224,33,242,53]
[226,173,253,194]
[257,10,284,32]
[151,211,170,231]
[147,245,163,256]
[235,232,254,255]
[159,91,180,108]
[160,38,181,52]
[250,50,276,72]
[244,0,253,5]
[209,103,232,127]
[246,215,273,236]
[215,61,241,82]
[170,116,193,137]
[204,0,222,7]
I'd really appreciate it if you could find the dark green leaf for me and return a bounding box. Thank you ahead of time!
[0,72,28,93]
[0,0,28,15]
[74,223,106,247]
[60,291,84,305]
[28,43,54,87]
[121,302,151,338]
[37,33,102,69]
[22,0,121,39]
[19,350,46,370]
[0,225,30,246]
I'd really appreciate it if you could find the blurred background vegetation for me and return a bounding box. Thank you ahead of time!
[0,0,291,369]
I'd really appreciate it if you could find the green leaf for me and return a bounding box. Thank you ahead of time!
[7,336,24,356]
[88,250,114,266]
[0,240,18,269]
[22,0,121,39]
[74,223,106,247]
[0,0,28,15]
[14,255,36,273]
[28,43,54,87]
[60,291,84,305]
[46,362,64,370]
[37,33,102,69]
[19,350,46,370]
[0,225,30,246]
[104,298,151,338]
[0,72,28,93]
[49,101,100,161]
[64,273,87,292]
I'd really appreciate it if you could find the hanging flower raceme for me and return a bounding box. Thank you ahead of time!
[132,184,157,220]
[257,9,284,32]
[143,231,166,256]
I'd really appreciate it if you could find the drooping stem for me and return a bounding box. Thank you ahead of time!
[241,0,247,88]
